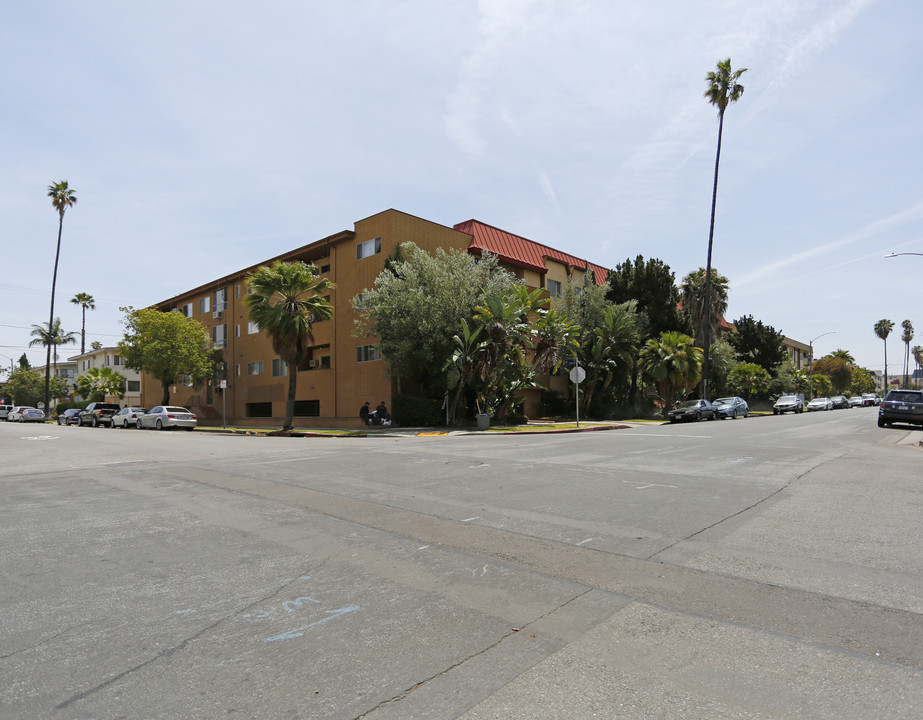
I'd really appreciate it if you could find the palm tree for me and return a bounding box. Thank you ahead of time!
[680,267,729,351]
[701,58,746,400]
[640,331,703,415]
[70,292,95,354]
[912,345,923,388]
[76,366,126,402]
[829,348,855,364]
[29,318,77,377]
[245,261,334,430]
[45,180,77,411]
[900,320,914,388]
[874,319,894,391]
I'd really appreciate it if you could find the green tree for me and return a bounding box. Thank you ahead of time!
[828,348,855,363]
[6,368,68,407]
[770,356,808,397]
[119,307,214,406]
[849,367,877,395]
[874,319,894,386]
[680,267,730,354]
[726,315,786,372]
[727,362,772,400]
[707,338,737,398]
[701,58,746,400]
[356,243,519,392]
[245,261,335,430]
[913,346,923,388]
[29,318,77,379]
[44,180,77,412]
[70,292,95,354]
[811,374,832,397]
[813,355,853,395]
[900,320,914,388]
[640,331,702,415]
[76,366,126,401]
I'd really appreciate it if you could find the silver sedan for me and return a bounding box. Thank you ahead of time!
[137,406,197,431]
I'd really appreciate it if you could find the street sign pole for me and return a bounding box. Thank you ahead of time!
[569,361,586,428]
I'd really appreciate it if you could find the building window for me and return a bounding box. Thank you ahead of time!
[113,354,121,366]
[246,402,273,418]
[181,303,193,318]
[321,355,331,369]
[235,285,241,298]
[235,364,241,377]
[294,400,320,417]
[546,279,562,297]
[248,321,260,335]
[356,237,382,260]
[248,361,263,376]
[356,345,381,363]
[213,324,227,349]
[214,287,228,312]
[320,264,330,273]
[235,324,241,338]
[199,297,211,314]
[272,358,287,377]
[127,380,140,392]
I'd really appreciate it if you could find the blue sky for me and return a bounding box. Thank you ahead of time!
[2,0,921,376]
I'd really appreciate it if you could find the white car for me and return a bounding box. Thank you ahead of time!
[7,406,36,422]
[112,407,148,429]
[137,406,197,431]
[807,397,833,412]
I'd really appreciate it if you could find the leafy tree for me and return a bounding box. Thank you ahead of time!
[77,366,126,401]
[707,338,737,398]
[849,367,877,395]
[18,353,30,369]
[91,340,103,350]
[770,356,808,397]
[900,320,914,388]
[727,362,771,400]
[356,242,519,392]
[44,180,77,414]
[6,368,68,407]
[245,261,335,431]
[726,315,786,372]
[701,58,746,400]
[680,267,730,354]
[119,306,213,406]
[828,348,855,363]
[811,374,832,397]
[29,318,77,375]
[640,331,702,415]
[813,355,853,395]
[874,319,894,385]
[70,292,95,354]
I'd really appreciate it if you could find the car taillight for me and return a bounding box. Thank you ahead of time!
[167,414,175,418]
[192,416,197,420]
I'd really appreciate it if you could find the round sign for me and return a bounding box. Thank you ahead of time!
[569,366,586,384]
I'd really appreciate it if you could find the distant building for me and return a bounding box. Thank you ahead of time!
[69,347,143,406]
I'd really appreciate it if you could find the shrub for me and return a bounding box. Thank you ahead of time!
[504,412,529,426]
[391,393,445,427]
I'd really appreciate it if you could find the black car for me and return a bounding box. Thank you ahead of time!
[830,395,851,409]
[878,389,923,428]
[667,399,717,422]
[57,408,82,425]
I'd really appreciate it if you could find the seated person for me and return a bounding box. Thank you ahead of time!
[375,401,392,426]
[359,401,372,424]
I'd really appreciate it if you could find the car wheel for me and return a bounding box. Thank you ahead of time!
[137,419,143,430]
[156,419,164,431]
[877,417,886,428]
[695,412,701,422]
[185,427,194,431]
[92,416,99,427]
[732,410,737,419]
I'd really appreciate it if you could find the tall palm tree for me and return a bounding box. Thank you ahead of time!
[680,267,729,351]
[70,292,95,354]
[29,317,77,378]
[45,180,77,411]
[874,319,894,391]
[701,58,746,399]
[245,260,334,430]
[829,348,855,364]
[640,331,703,415]
[912,345,923,388]
[900,320,914,388]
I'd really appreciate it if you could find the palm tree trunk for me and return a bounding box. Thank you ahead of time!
[80,306,86,354]
[44,215,64,412]
[701,110,725,399]
[284,366,297,430]
[883,339,888,392]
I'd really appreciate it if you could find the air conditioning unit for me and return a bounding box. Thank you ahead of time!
[309,359,319,368]
[212,310,223,319]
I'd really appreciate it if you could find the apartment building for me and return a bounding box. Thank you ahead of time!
[145,209,608,427]
[70,347,144,407]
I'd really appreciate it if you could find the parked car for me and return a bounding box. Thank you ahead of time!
[7,406,36,422]
[878,389,923,428]
[19,408,46,423]
[56,408,82,425]
[111,407,148,429]
[0,404,13,420]
[772,395,804,414]
[862,394,881,406]
[848,396,864,408]
[830,395,851,409]
[137,406,197,431]
[807,397,833,412]
[78,402,122,428]
[712,396,749,419]
[667,399,716,423]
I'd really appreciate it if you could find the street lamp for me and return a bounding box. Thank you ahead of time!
[885,252,923,258]
[808,331,837,400]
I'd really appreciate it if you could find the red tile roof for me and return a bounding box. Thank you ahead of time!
[454,219,609,286]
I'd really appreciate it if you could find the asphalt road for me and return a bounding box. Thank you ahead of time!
[1,408,921,719]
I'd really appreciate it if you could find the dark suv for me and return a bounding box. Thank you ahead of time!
[878,389,923,428]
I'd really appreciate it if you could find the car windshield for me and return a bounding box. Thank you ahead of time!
[779,396,796,402]
[810,398,827,404]
[714,398,734,405]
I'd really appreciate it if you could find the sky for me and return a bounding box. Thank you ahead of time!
[2,0,922,377]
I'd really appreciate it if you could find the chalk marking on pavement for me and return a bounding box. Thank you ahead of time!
[461,516,480,522]
[264,606,361,642]
[576,538,593,546]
